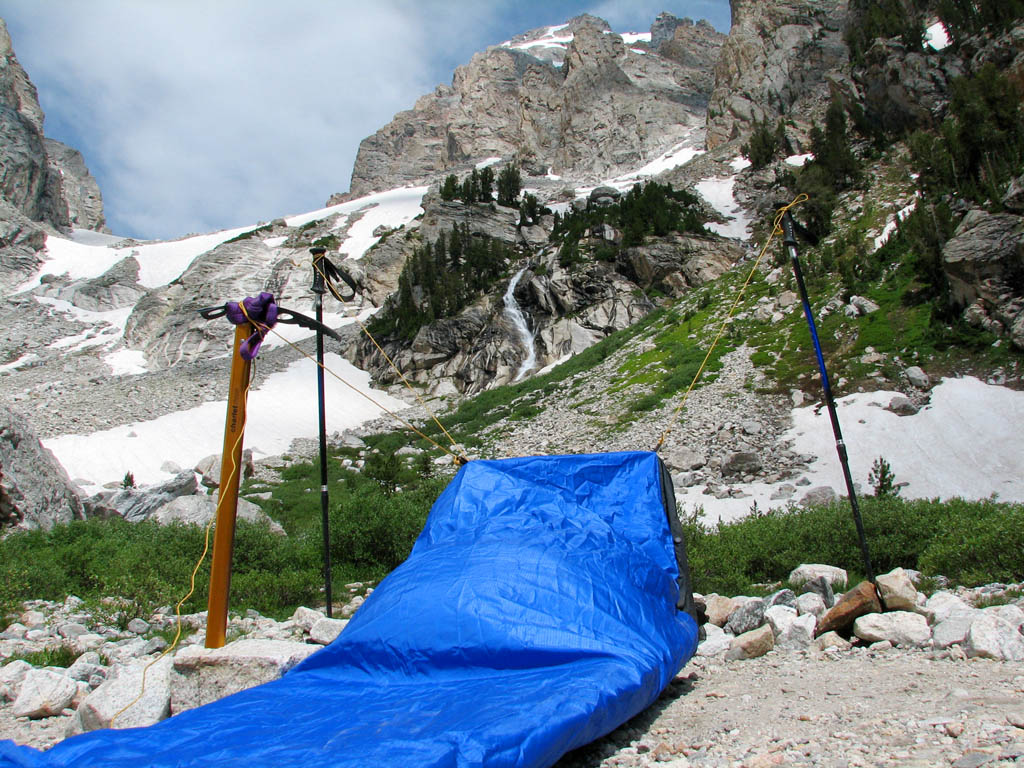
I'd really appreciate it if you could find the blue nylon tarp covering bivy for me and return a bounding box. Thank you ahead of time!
[0,450,699,768]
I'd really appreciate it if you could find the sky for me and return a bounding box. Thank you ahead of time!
[1,1,731,241]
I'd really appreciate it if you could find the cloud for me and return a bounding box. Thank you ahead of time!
[5,1,444,238]
[1,0,730,240]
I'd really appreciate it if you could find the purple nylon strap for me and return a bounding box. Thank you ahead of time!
[225,292,278,361]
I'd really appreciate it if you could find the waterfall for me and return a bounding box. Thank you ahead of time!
[503,267,537,381]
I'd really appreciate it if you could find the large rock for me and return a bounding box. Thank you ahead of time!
[875,567,919,611]
[965,614,1024,661]
[725,597,765,635]
[789,564,848,590]
[90,471,198,523]
[149,494,286,536]
[777,613,817,650]
[74,655,173,731]
[11,668,77,719]
[852,611,931,648]
[920,591,973,625]
[170,639,320,713]
[726,623,774,660]
[816,581,881,636]
[703,594,737,627]
[308,617,349,645]
[932,609,982,650]
[0,405,84,530]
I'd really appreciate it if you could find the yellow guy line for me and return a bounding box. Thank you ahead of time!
[655,194,808,451]
[308,257,465,462]
[110,370,251,727]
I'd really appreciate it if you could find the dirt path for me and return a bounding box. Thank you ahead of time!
[556,648,1024,767]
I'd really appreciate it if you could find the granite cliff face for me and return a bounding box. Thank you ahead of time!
[348,14,726,196]
[706,0,850,150]
[0,18,107,293]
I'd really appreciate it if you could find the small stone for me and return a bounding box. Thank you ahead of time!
[800,486,836,507]
[888,396,919,416]
[726,624,774,660]
[696,624,732,657]
[1006,711,1024,729]
[904,365,932,390]
[127,618,151,635]
[946,722,965,738]
[813,631,851,652]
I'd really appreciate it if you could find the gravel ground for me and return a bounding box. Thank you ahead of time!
[556,648,1024,768]
[5,647,1021,766]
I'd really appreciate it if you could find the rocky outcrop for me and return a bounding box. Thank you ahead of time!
[852,38,963,137]
[0,405,84,530]
[348,14,724,196]
[943,209,1024,350]
[0,200,46,293]
[0,19,68,229]
[706,0,850,150]
[33,255,145,312]
[44,138,107,232]
[123,239,307,369]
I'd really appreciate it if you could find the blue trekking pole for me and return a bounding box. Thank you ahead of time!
[782,211,877,588]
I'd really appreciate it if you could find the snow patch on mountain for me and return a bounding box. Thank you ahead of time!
[44,353,408,491]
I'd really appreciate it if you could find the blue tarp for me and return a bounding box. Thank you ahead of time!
[1,451,699,768]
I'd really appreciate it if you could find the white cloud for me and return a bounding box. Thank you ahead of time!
[1,0,730,240]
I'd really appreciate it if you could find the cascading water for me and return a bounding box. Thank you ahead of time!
[504,267,537,381]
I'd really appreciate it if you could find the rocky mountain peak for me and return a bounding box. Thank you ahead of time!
[0,18,44,135]
[0,15,106,239]
[347,12,724,197]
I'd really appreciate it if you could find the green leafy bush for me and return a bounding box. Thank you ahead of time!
[682,496,1024,595]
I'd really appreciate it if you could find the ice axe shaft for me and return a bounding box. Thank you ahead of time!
[205,324,252,648]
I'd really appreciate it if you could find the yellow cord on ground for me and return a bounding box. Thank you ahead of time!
[109,359,253,727]
[655,194,808,452]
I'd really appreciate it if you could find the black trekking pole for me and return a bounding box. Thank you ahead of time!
[310,246,334,617]
[782,211,879,591]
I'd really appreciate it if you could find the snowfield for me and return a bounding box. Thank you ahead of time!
[44,352,409,492]
[677,377,1024,525]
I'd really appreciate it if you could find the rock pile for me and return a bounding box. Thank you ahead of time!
[695,565,1024,663]
[3,567,1022,754]
[0,586,372,748]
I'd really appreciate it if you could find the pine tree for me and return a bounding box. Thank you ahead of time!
[440,175,458,201]
[479,166,495,201]
[497,164,522,207]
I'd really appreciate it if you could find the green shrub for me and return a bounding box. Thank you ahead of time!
[682,496,1024,595]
